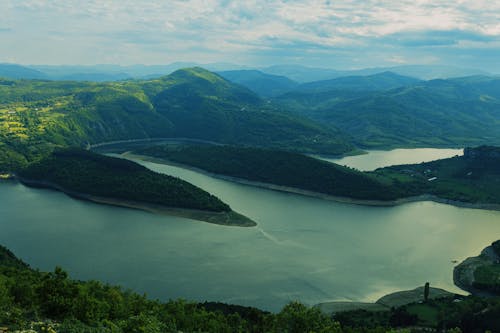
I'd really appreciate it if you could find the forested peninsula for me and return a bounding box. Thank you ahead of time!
[16,148,255,226]
[132,144,500,209]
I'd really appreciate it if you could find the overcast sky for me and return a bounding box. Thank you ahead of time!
[1,0,499,71]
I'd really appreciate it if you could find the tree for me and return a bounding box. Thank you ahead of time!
[37,266,78,319]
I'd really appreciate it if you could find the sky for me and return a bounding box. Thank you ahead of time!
[1,0,500,71]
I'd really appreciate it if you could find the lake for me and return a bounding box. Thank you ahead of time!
[1,148,499,311]
[322,148,463,171]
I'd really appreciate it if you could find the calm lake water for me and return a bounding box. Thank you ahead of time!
[1,148,499,311]
[322,148,464,171]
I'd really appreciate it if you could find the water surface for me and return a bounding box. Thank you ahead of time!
[0,148,498,311]
[322,148,463,171]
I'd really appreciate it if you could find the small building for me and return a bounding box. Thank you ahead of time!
[428,177,437,181]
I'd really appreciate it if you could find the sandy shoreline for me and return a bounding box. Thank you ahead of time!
[16,177,256,227]
[123,152,500,212]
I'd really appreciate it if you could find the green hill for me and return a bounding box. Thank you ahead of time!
[277,75,500,148]
[218,69,299,97]
[134,144,400,201]
[134,144,500,207]
[295,72,420,93]
[0,67,354,172]
[17,148,255,226]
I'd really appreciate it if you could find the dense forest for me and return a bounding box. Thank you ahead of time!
[17,148,230,213]
[133,144,500,206]
[2,244,500,332]
[134,144,401,201]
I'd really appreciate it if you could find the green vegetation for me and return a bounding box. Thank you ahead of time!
[318,286,453,315]
[276,75,500,148]
[134,144,401,201]
[0,67,354,173]
[376,145,500,205]
[454,240,500,296]
[2,245,499,332]
[473,265,500,293]
[18,148,230,212]
[291,72,420,93]
[335,295,500,332]
[16,148,256,226]
[326,283,500,332]
[133,144,500,207]
[0,245,362,333]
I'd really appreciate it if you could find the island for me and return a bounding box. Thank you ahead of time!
[130,144,500,210]
[16,148,256,227]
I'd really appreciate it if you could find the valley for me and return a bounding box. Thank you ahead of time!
[1,66,500,332]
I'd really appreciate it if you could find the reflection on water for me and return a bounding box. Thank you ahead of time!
[0,148,498,311]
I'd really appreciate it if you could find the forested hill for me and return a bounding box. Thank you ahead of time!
[276,75,500,148]
[134,144,500,207]
[134,145,400,201]
[0,67,354,172]
[16,148,255,226]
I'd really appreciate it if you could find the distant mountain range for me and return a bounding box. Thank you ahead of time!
[259,64,492,82]
[1,62,493,83]
[217,70,298,97]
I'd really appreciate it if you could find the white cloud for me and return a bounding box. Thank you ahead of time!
[0,0,499,71]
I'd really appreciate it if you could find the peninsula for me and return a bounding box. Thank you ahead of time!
[17,148,255,227]
[131,144,500,210]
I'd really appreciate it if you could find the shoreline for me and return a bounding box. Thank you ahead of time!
[123,153,500,212]
[89,137,356,158]
[316,286,456,314]
[16,177,256,227]
[453,245,500,297]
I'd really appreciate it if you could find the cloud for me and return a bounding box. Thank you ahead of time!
[0,0,499,72]
[378,30,499,47]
